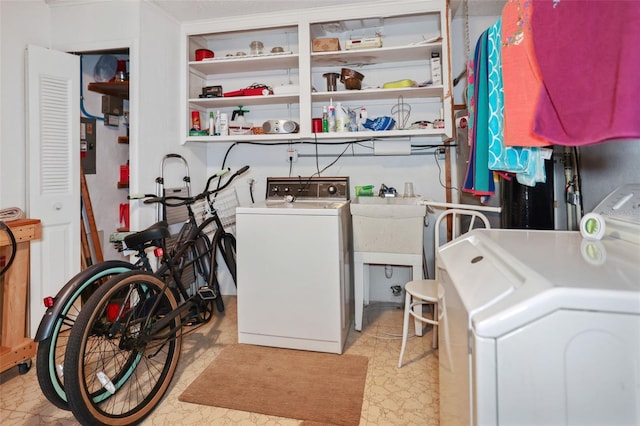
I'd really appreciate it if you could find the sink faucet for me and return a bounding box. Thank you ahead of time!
[379,184,397,197]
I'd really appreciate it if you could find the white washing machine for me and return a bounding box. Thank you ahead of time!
[438,185,640,425]
[236,176,352,354]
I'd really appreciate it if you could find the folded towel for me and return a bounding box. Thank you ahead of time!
[0,207,25,222]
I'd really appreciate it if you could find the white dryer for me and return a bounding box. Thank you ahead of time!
[438,185,640,425]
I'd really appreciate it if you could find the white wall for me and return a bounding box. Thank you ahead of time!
[46,0,206,238]
[0,0,51,209]
[579,140,640,212]
[205,140,451,299]
[134,0,207,231]
[450,14,501,105]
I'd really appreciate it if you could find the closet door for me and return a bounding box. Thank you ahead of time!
[26,44,80,337]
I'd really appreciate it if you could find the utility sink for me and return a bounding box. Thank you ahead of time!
[350,196,426,254]
[350,196,426,217]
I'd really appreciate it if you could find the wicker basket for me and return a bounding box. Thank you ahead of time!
[193,187,239,236]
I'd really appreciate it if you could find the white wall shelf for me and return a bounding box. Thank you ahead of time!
[189,94,299,109]
[310,42,442,67]
[189,52,299,75]
[181,0,453,144]
[312,86,444,102]
[185,128,445,144]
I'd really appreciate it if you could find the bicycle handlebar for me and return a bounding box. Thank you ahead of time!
[141,166,250,207]
[204,168,231,192]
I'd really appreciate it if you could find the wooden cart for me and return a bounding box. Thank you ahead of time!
[0,218,41,374]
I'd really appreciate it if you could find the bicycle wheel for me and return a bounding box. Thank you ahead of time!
[36,261,136,410]
[64,271,181,425]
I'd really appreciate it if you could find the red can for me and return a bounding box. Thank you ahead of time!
[191,111,201,130]
[312,118,323,133]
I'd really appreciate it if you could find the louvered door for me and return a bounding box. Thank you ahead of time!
[26,45,80,337]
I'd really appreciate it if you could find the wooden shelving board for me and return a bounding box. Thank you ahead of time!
[88,82,129,100]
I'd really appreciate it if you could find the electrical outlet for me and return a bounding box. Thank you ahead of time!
[286,148,298,162]
[436,147,446,160]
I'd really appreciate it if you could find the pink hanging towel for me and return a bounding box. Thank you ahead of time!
[500,0,550,147]
[532,0,640,146]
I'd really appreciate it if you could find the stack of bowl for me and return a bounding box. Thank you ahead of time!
[341,68,364,90]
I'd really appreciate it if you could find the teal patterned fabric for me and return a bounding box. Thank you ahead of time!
[487,18,532,174]
[486,17,547,186]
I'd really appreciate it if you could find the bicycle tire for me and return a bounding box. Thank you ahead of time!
[36,261,136,410]
[193,230,220,316]
[64,271,181,425]
[207,229,226,313]
[219,232,237,286]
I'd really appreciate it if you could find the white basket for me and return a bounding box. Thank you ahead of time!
[192,188,239,236]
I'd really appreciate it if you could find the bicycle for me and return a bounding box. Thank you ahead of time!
[34,166,246,412]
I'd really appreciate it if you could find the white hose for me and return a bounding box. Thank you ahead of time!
[422,200,502,213]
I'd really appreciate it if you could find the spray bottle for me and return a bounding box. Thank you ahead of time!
[322,106,329,133]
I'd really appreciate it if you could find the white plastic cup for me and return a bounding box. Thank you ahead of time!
[403,182,415,198]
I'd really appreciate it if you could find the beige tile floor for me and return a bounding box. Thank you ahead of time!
[0,297,439,425]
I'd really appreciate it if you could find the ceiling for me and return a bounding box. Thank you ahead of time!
[147,0,506,23]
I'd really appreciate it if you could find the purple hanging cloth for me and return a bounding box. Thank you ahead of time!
[531,0,640,146]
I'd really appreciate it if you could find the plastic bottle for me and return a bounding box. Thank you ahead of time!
[328,103,336,133]
[322,106,329,133]
[359,107,368,131]
[214,110,221,135]
[335,102,346,132]
[208,112,215,136]
[219,113,229,135]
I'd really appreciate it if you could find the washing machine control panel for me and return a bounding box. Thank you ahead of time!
[266,177,349,201]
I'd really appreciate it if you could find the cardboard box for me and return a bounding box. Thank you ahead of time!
[312,38,341,52]
[430,51,442,85]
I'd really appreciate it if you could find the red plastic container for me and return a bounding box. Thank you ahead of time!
[195,49,214,61]
[120,164,129,183]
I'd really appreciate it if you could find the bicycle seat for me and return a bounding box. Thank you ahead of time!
[124,221,170,249]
